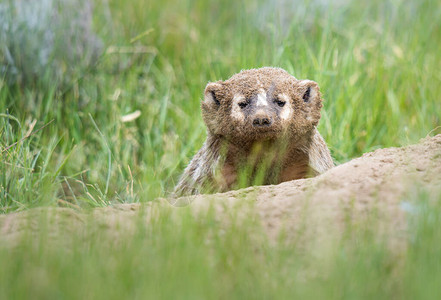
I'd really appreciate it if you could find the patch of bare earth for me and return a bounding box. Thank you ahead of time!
[1,134,441,248]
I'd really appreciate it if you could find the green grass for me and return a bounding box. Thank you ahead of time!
[0,191,441,299]
[1,0,441,298]
[1,0,440,209]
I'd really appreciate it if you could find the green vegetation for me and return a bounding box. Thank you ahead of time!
[1,0,440,209]
[0,0,440,298]
[1,192,441,299]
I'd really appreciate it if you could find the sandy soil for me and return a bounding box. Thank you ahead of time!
[1,134,441,247]
[175,134,441,248]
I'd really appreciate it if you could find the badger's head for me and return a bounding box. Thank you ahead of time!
[201,67,323,144]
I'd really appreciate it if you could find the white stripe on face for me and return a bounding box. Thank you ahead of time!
[256,90,268,107]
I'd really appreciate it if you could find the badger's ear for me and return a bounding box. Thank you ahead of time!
[203,81,223,108]
[298,80,323,126]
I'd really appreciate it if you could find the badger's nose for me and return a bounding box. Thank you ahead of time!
[252,117,272,127]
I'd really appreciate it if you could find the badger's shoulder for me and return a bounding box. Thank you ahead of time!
[173,135,223,197]
[307,128,334,174]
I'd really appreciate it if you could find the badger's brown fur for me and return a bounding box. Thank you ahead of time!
[174,67,333,196]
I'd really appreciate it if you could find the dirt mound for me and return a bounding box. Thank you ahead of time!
[174,134,441,246]
[1,135,441,247]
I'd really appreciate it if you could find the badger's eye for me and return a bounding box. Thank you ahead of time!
[274,99,286,107]
[238,102,248,109]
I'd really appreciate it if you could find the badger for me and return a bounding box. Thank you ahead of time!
[174,67,333,196]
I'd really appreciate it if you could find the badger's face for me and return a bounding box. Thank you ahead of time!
[201,67,323,144]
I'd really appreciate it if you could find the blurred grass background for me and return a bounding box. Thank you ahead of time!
[1,0,440,210]
[1,0,441,298]
[1,190,441,299]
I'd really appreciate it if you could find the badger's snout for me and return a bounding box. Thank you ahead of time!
[251,110,273,127]
[252,117,272,126]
